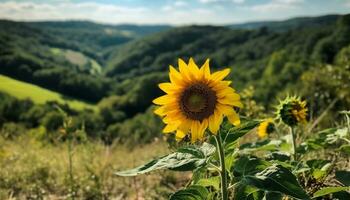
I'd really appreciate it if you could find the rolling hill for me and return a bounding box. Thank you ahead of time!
[228,14,340,31]
[0,14,349,144]
[0,74,96,111]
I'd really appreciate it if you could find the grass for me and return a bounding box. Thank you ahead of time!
[0,136,186,199]
[50,47,102,75]
[0,75,96,111]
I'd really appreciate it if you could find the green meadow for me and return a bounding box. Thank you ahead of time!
[0,75,96,111]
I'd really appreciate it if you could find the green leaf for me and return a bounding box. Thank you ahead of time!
[298,128,338,153]
[197,176,220,191]
[234,184,264,200]
[306,159,332,180]
[243,164,310,200]
[264,191,283,200]
[222,120,259,144]
[312,187,350,198]
[333,191,350,199]
[335,171,350,186]
[339,144,350,155]
[170,185,209,200]
[115,143,215,176]
[265,152,291,162]
[233,156,270,177]
[240,140,284,154]
[326,127,348,144]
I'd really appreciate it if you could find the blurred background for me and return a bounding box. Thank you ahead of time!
[0,0,349,199]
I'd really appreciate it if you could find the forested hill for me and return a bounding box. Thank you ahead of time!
[228,14,340,31]
[0,14,349,144]
[105,14,350,99]
[28,21,171,50]
[0,20,169,102]
[1,14,349,104]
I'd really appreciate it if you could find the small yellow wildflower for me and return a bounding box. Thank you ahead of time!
[257,118,275,138]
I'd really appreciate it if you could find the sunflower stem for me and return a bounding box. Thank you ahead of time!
[290,126,297,161]
[214,133,228,200]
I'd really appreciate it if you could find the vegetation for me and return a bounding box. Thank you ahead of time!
[0,14,349,199]
[0,75,95,111]
[0,135,181,199]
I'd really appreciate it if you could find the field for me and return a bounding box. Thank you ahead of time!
[50,48,102,75]
[0,75,96,111]
[0,135,187,199]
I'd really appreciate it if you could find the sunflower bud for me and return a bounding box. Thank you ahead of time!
[277,96,308,126]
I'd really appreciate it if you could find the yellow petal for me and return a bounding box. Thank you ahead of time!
[179,118,192,133]
[164,111,184,122]
[216,104,235,116]
[199,58,211,81]
[158,83,180,94]
[211,80,232,91]
[227,111,240,126]
[191,121,200,143]
[178,58,192,82]
[175,130,187,141]
[169,65,184,85]
[154,106,166,116]
[210,68,230,82]
[198,119,208,140]
[216,87,236,98]
[162,102,179,112]
[217,93,242,107]
[208,110,223,134]
[153,95,174,105]
[163,121,180,133]
[188,57,200,79]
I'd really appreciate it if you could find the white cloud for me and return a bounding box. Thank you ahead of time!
[162,0,188,12]
[251,0,304,12]
[0,1,150,23]
[0,1,221,25]
[199,0,245,4]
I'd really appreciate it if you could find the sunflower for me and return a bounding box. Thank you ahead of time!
[277,96,308,126]
[153,58,243,142]
[257,118,275,138]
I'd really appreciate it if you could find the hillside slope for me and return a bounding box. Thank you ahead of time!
[228,14,340,31]
[0,75,95,111]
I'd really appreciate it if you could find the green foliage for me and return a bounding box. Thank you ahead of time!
[116,108,350,199]
[170,185,209,200]
[243,164,309,199]
[115,142,216,176]
[313,187,350,198]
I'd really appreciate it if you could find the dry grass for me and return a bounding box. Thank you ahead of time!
[0,136,188,199]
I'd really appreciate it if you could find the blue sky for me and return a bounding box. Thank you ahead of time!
[0,0,349,25]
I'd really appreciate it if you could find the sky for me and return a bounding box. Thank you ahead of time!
[0,0,349,25]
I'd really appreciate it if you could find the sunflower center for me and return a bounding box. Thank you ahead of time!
[180,83,217,121]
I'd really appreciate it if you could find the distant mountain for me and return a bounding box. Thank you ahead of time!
[28,21,171,52]
[228,14,341,32]
[29,21,171,36]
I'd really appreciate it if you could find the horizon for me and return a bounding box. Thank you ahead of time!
[0,0,349,25]
[0,13,346,27]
